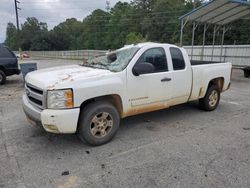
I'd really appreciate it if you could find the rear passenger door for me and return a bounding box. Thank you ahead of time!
[169,47,192,105]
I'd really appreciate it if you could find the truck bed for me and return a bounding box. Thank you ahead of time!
[191,60,225,66]
[189,62,232,101]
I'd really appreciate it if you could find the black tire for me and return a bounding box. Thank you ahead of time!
[244,70,249,78]
[0,70,6,85]
[77,101,120,146]
[199,84,220,111]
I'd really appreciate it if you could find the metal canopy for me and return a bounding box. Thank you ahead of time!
[180,0,250,25]
[179,0,250,61]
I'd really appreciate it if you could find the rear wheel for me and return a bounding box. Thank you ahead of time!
[244,70,250,78]
[0,70,6,85]
[77,101,120,146]
[199,85,220,111]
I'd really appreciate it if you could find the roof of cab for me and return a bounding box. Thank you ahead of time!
[123,42,179,49]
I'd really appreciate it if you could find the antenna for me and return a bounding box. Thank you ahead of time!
[106,0,110,11]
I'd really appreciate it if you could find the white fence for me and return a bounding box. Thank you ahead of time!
[24,45,250,67]
[26,50,106,60]
[184,45,250,67]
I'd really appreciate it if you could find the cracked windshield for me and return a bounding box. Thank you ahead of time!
[83,47,140,72]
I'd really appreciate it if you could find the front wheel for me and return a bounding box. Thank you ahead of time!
[199,85,220,111]
[77,101,120,146]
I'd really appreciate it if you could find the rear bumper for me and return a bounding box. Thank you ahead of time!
[22,94,80,134]
[6,68,20,76]
[243,67,250,77]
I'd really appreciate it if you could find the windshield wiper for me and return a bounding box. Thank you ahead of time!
[95,62,109,69]
[80,63,94,68]
[80,62,108,70]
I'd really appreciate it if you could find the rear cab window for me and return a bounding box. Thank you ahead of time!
[170,47,185,71]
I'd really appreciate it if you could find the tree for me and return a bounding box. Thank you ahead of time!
[105,2,140,49]
[30,33,51,51]
[126,32,145,44]
[3,0,250,51]
[19,17,48,50]
[52,18,84,50]
[140,0,186,44]
[82,9,111,50]
[132,0,157,10]
[5,23,18,50]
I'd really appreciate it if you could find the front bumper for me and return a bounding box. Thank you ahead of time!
[22,94,41,123]
[22,94,80,134]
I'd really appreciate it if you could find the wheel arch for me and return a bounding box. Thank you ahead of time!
[79,94,123,117]
[0,66,6,74]
[207,77,224,92]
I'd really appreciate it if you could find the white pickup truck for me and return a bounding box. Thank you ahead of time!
[22,43,232,145]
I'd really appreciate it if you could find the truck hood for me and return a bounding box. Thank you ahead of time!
[25,65,113,90]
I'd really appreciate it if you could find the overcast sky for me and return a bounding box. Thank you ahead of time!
[0,0,131,43]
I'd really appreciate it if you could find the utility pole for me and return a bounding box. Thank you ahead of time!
[106,0,110,12]
[14,0,21,31]
[14,0,21,57]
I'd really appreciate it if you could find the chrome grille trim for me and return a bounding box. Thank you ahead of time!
[25,82,45,109]
[26,84,43,95]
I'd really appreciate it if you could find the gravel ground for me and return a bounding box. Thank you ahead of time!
[0,58,249,188]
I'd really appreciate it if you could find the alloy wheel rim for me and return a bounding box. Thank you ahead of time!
[209,90,218,107]
[90,112,113,138]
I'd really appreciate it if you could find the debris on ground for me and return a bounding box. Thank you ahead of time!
[101,164,105,169]
[61,171,70,176]
[243,127,250,131]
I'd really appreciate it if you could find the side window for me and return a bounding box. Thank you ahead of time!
[136,48,168,73]
[170,47,185,71]
[0,47,14,58]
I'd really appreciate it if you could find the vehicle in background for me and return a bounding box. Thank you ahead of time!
[22,43,232,146]
[15,53,20,58]
[0,46,20,85]
[15,52,30,59]
[21,53,30,59]
[243,66,250,78]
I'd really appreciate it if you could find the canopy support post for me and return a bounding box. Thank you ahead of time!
[211,25,216,61]
[191,22,199,60]
[180,19,184,46]
[201,24,208,60]
[219,25,231,62]
[180,17,189,46]
[220,25,226,62]
[211,25,220,61]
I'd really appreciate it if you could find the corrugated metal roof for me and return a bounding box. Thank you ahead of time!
[179,0,250,25]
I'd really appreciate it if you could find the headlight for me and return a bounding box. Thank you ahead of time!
[47,89,73,109]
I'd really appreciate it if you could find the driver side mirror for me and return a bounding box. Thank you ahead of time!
[132,62,154,76]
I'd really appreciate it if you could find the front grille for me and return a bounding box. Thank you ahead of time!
[26,84,43,95]
[25,83,45,109]
[28,96,43,106]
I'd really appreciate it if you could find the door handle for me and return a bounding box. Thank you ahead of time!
[161,77,172,82]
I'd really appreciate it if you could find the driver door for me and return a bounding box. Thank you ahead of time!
[126,47,173,114]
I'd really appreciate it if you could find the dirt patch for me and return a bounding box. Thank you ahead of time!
[0,76,24,100]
